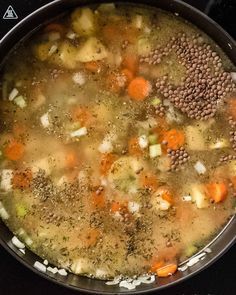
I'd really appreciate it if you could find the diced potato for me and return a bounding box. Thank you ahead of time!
[137,37,152,55]
[51,41,77,69]
[76,37,108,62]
[185,125,206,151]
[209,138,229,149]
[33,42,54,61]
[132,14,143,29]
[71,8,95,36]
[191,184,209,209]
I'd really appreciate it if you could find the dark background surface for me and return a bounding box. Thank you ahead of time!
[0,0,236,294]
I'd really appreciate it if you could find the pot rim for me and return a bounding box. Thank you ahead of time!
[0,0,236,293]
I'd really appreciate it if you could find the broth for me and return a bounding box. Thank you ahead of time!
[0,3,236,279]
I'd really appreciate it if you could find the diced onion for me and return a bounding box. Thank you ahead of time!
[66,31,77,39]
[40,112,50,128]
[72,72,86,85]
[43,259,49,265]
[0,202,9,220]
[178,265,188,272]
[105,276,122,285]
[119,280,136,290]
[11,236,25,249]
[149,144,162,158]
[128,201,140,213]
[9,88,19,101]
[19,248,25,254]
[70,127,87,138]
[194,161,206,174]
[0,169,13,191]
[182,195,192,202]
[204,248,212,253]
[48,44,58,56]
[47,266,58,274]
[137,275,155,284]
[138,135,148,149]
[98,139,113,153]
[34,261,47,272]
[58,268,68,276]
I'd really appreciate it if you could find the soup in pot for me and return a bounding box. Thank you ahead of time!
[0,3,236,280]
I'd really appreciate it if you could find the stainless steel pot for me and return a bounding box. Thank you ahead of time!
[0,1,235,293]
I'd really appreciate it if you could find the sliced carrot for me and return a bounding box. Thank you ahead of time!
[156,263,177,277]
[228,97,236,120]
[13,123,27,137]
[162,129,185,150]
[140,172,158,192]
[128,77,151,101]
[65,151,78,168]
[100,153,117,175]
[91,190,106,209]
[205,182,228,203]
[162,191,174,204]
[122,55,138,74]
[150,260,165,273]
[71,106,94,127]
[4,140,25,161]
[121,68,134,84]
[44,23,65,35]
[84,61,102,73]
[128,137,143,156]
[106,72,125,94]
[110,201,121,213]
[12,169,32,189]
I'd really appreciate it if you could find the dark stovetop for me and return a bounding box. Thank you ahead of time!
[0,1,236,294]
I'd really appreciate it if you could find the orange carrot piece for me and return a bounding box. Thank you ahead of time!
[205,182,228,203]
[122,55,138,74]
[228,97,236,120]
[128,77,151,101]
[84,61,102,73]
[91,190,106,209]
[140,172,158,192]
[156,263,177,277]
[162,191,174,204]
[121,68,134,84]
[4,140,24,161]
[128,137,143,156]
[12,169,32,189]
[150,260,165,273]
[110,201,121,213]
[65,151,78,168]
[71,106,93,127]
[44,23,65,34]
[100,153,117,175]
[162,129,185,150]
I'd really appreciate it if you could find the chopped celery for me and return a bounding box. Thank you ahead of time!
[16,204,27,218]
[185,244,198,257]
[148,134,158,145]
[151,97,161,106]
[14,95,27,108]
[149,144,162,158]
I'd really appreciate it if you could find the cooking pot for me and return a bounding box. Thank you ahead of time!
[0,0,235,293]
